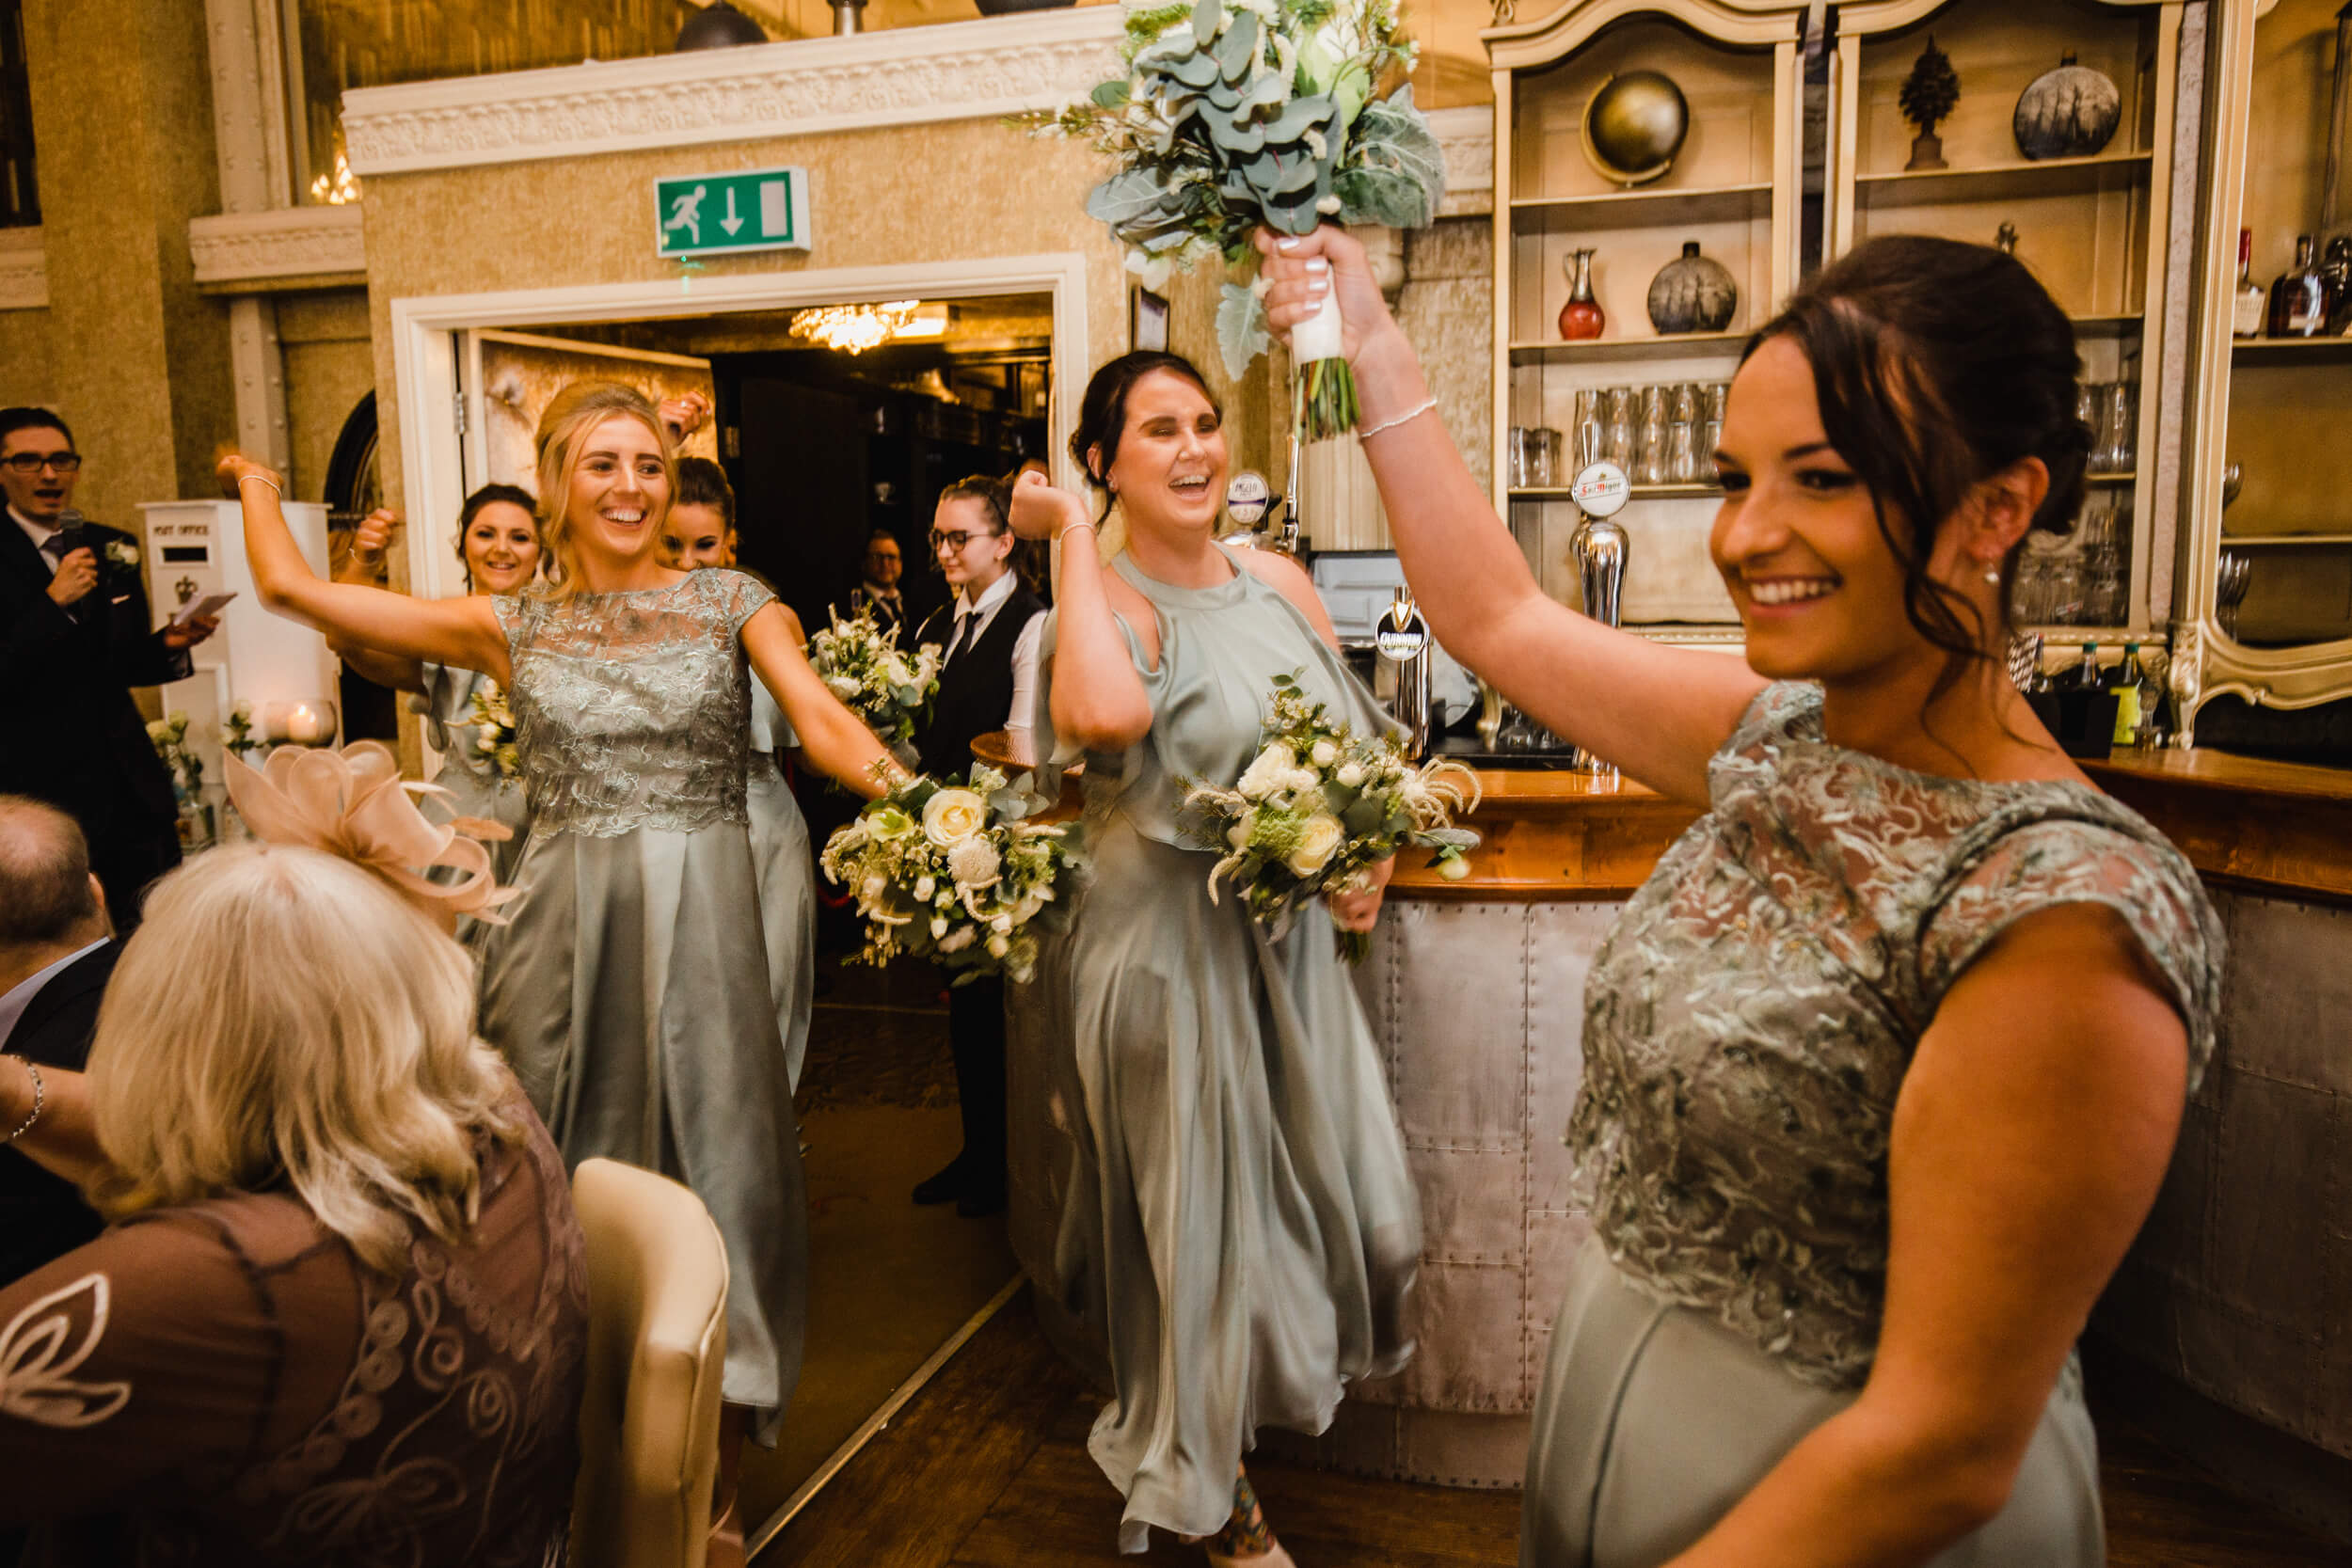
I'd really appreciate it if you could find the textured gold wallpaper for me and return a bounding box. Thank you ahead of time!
[279,289,378,504]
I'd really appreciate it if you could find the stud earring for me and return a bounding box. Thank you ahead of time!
[1981,567,2002,584]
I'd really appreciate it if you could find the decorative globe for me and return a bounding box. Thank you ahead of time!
[675,0,768,51]
[1582,71,1690,188]
[2013,54,2121,161]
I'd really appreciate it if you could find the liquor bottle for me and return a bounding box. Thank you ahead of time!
[2110,641,2145,746]
[2073,642,2104,690]
[2326,236,2352,334]
[1558,247,1605,341]
[2233,230,2266,337]
[2267,234,2328,338]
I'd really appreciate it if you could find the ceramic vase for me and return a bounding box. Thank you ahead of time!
[1558,248,1605,341]
[1646,241,1737,335]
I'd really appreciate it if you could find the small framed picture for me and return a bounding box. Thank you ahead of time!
[1132,287,1170,352]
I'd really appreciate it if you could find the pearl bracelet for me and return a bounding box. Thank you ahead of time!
[1359,397,1438,442]
[1056,518,1099,542]
[236,472,281,498]
[3,1053,42,1145]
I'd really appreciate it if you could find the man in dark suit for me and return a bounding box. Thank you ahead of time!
[0,408,217,930]
[0,795,116,1285]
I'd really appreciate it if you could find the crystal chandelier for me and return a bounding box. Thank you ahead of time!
[790,300,922,355]
[310,145,360,206]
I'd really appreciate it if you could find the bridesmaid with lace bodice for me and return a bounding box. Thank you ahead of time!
[1260,231,2223,1566]
[223,382,897,1544]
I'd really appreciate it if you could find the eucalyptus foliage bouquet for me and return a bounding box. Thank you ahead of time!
[467,683,523,789]
[1184,673,1479,958]
[807,607,944,751]
[1022,0,1443,438]
[820,766,1082,986]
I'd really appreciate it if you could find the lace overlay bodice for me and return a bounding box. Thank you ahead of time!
[1569,683,2223,1388]
[493,571,773,839]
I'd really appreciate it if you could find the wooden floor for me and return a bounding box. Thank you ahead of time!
[757,1290,2348,1568]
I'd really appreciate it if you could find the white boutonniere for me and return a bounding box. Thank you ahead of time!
[103,540,140,571]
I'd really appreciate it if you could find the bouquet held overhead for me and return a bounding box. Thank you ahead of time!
[1022,0,1445,438]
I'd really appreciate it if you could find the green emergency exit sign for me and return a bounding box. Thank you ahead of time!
[655,167,812,259]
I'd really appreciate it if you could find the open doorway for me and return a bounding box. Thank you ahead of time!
[377,258,1085,1547]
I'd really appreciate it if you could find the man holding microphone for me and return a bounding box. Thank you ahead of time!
[0,408,217,929]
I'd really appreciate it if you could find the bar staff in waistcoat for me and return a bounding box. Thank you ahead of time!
[910,474,1044,1217]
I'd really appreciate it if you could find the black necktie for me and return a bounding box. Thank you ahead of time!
[39,533,81,622]
[945,611,977,667]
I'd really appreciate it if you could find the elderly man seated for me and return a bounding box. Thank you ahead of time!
[0,794,113,1284]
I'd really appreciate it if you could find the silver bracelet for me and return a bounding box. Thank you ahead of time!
[3,1053,42,1145]
[1359,397,1438,442]
[236,472,281,498]
[1056,519,1099,541]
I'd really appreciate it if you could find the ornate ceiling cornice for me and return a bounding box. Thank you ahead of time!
[188,204,367,289]
[0,228,47,311]
[342,8,1127,176]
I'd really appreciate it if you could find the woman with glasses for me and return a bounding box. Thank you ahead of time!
[905,473,1046,1218]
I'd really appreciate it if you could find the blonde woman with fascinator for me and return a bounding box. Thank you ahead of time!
[0,750,585,1565]
[221,379,903,1556]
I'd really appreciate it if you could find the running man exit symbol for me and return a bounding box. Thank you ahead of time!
[654,167,813,259]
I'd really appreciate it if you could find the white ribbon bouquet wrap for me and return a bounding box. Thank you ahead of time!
[1021,0,1444,439]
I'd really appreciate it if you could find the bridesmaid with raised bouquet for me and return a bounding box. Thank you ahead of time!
[1009,351,1421,1565]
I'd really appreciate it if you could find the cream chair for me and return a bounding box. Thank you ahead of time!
[570,1157,731,1568]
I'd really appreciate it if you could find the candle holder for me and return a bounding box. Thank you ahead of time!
[262,698,340,748]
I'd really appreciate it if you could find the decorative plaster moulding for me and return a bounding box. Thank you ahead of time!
[339,7,1498,215]
[188,204,366,288]
[342,8,1125,175]
[0,227,47,310]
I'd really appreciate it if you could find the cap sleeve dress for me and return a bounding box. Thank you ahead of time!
[476,568,807,1442]
[1521,682,2224,1567]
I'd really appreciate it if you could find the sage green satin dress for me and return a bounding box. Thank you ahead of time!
[1524,682,2224,1567]
[474,571,806,1446]
[748,683,816,1092]
[1034,545,1422,1554]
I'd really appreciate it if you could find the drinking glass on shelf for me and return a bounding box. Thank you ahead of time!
[2097,382,2137,475]
[1508,427,1560,489]
[1603,387,1636,472]
[2076,383,2106,474]
[1668,383,1701,483]
[1635,384,1669,484]
[1572,388,1604,469]
[2042,551,2085,626]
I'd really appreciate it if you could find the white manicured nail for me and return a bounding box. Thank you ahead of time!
[1305,258,1328,273]
[1275,236,1300,251]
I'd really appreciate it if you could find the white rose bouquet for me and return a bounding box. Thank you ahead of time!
[807,606,945,751]
[819,765,1083,985]
[467,682,523,789]
[1019,0,1443,439]
[145,711,203,793]
[1183,672,1479,959]
[220,703,262,762]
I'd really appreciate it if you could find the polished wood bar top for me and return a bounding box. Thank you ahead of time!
[1388,766,1703,901]
[2086,748,2352,904]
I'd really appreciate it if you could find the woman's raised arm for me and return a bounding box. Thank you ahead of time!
[1008,473,1153,753]
[741,600,898,799]
[1254,228,1764,803]
[221,455,508,682]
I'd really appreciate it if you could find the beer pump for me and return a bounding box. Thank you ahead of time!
[1567,459,1630,775]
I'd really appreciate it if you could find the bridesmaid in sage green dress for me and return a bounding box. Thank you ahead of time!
[1260,230,2223,1566]
[223,381,898,1559]
[1010,353,1421,1565]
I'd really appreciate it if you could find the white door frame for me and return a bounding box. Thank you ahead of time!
[388,251,1089,604]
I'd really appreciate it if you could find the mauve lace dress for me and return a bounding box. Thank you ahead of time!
[1033,545,1422,1553]
[475,569,807,1442]
[1522,682,2223,1568]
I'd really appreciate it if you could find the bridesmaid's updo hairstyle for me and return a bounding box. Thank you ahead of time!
[1743,234,2089,699]
[531,380,676,597]
[1070,351,1222,525]
[453,483,538,591]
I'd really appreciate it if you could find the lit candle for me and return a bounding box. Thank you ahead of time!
[283,701,335,746]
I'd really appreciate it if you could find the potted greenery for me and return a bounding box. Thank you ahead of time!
[1899,38,1960,172]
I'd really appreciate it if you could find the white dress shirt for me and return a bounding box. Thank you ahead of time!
[945,569,1045,763]
[11,504,63,570]
[0,937,108,1048]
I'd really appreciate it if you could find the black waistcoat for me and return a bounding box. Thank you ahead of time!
[914,584,1043,781]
